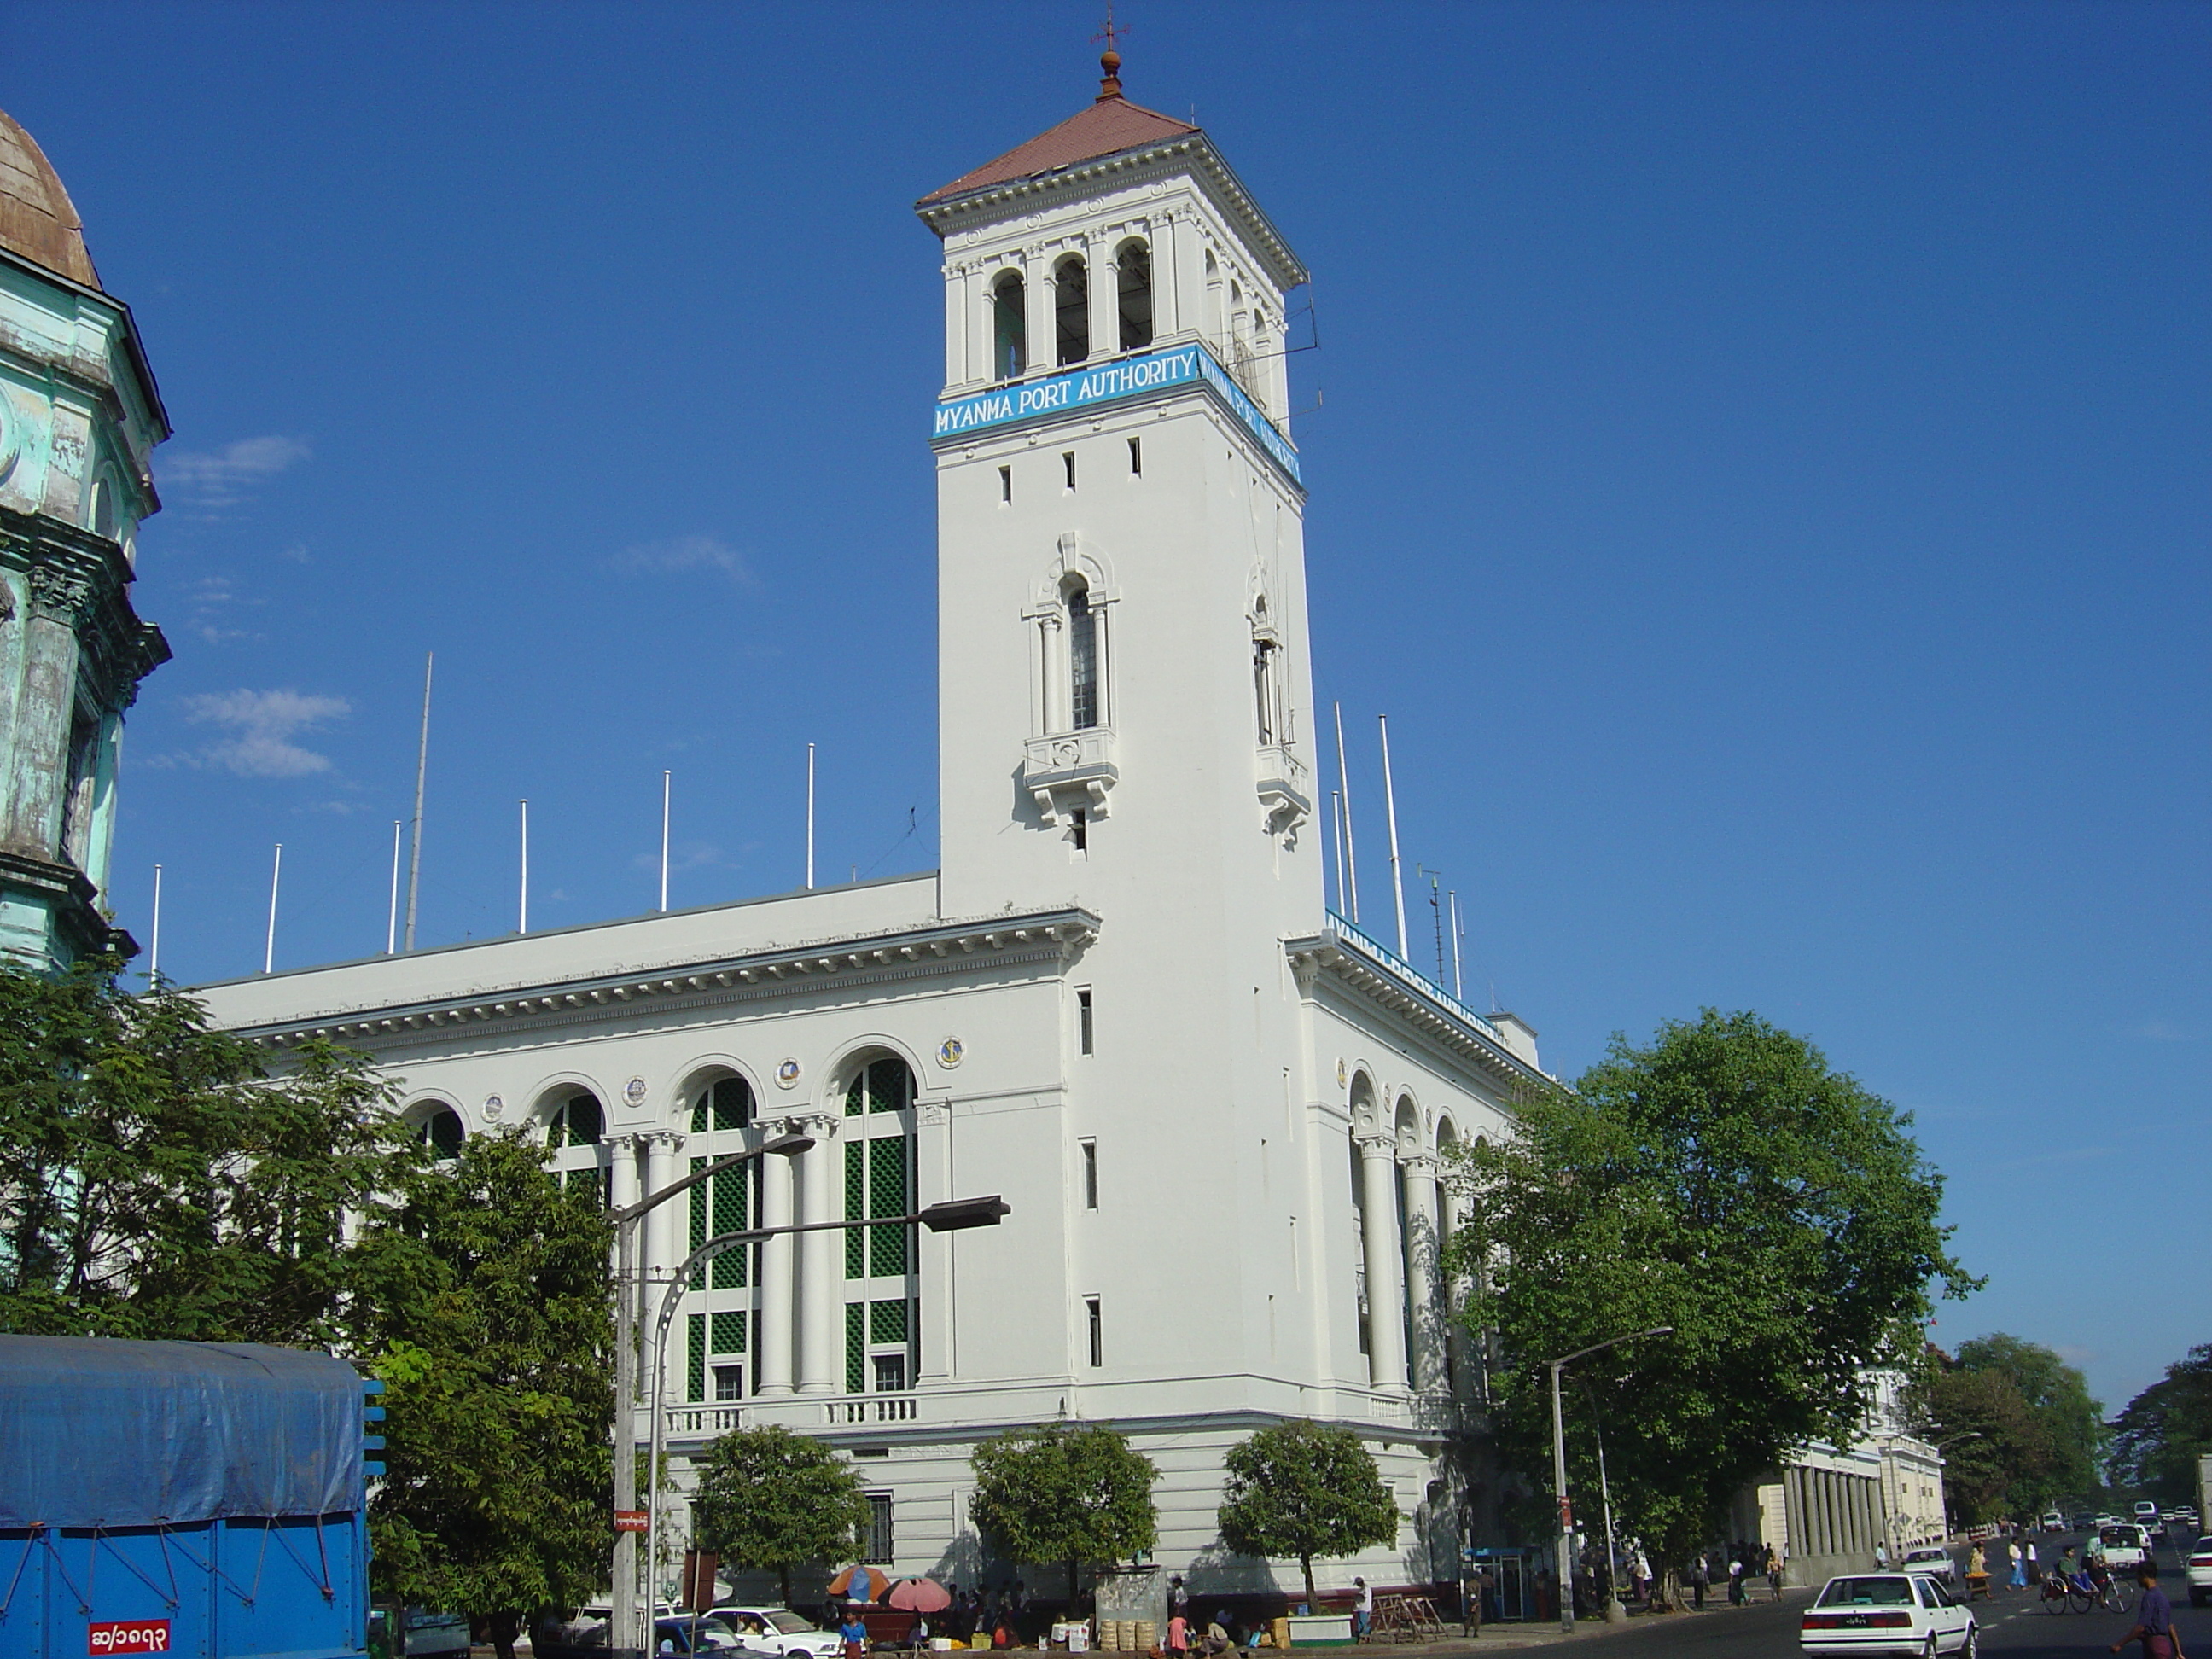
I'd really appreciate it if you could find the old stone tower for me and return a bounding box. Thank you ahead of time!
[0,108,168,972]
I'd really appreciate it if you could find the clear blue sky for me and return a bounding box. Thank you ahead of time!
[9,3,2204,1418]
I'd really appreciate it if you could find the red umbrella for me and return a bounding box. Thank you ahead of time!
[888,1579,952,1613]
[828,1564,893,1603]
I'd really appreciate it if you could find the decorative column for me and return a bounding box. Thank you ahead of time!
[643,1132,684,1404]
[1025,253,1051,379]
[7,568,89,855]
[1089,237,1119,360]
[1400,1151,1442,1395]
[1355,1131,1407,1393]
[607,1136,642,1390]
[794,1114,842,1395]
[1437,1178,1472,1400]
[755,1132,795,1395]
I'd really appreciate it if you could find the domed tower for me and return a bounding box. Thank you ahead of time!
[0,108,169,972]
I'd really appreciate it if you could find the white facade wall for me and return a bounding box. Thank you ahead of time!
[195,108,1555,1609]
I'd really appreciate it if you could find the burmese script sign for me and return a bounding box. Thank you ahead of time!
[931,343,1301,485]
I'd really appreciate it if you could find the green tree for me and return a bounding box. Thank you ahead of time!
[0,958,408,1343]
[354,1131,614,1659]
[690,1424,873,1607]
[1216,1421,1397,1606]
[1951,1334,2107,1502]
[1445,1010,1972,1592]
[2110,1345,2212,1505]
[969,1423,1158,1607]
[1923,1363,2055,1523]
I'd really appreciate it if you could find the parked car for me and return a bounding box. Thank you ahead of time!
[706,1609,842,1659]
[399,1611,471,1659]
[2040,1512,2066,1533]
[1801,1574,1976,1659]
[2186,1536,2212,1609]
[2099,1525,2151,1571]
[1902,1548,1958,1584]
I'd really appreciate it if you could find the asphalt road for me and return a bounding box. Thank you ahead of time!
[1500,1530,2204,1659]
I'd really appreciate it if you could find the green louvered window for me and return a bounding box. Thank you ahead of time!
[870,1299,908,1344]
[691,1076,754,1132]
[688,1158,707,1288]
[846,1302,866,1393]
[712,1311,748,1355]
[845,1141,865,1278]
[869,1135,910,1277]
[687,1313,706,1403]
[845,1057,913,1117]
[712,1164,749,1288]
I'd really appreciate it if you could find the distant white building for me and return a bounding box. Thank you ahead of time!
[1741,1371,1950,1585]
[195,54,1548,1609]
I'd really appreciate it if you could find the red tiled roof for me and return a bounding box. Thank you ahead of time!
[920,92,1199,207]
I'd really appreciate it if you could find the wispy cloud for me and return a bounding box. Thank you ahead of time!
[176,688,351,777]
[181,574,260,644]
[159,435,311,509]
[610,534,754,586]
[2133,1020,2200,1044]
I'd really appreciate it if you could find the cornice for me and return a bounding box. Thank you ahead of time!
[918,134,1307,294]
[234,907,1102,1051]
[1286,928,1547,1093]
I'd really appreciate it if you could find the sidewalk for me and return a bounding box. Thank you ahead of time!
[1348,1588,1815,1656]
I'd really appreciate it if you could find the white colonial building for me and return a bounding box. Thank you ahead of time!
[195,56,1550,1608]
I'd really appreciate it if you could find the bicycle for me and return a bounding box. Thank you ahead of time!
[2094,1575,2136,1615]
[2040,1574,2093,1615]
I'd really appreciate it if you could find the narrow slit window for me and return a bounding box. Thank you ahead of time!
[1077,987,1094,1054]
[1080,1138,1098,1208]
[1062,451,1077,492]
[1086,1296,1103,1367]
[998,465,1011,504]
[1127,436,1142,476]
[1071,808,1087,853]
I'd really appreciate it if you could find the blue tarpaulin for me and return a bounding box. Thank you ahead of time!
[0,1335,363,1528]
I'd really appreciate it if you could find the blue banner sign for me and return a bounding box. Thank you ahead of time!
[932,342,1301,486]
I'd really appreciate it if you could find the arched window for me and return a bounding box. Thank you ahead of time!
[842,1055,918,1394]
[1116,240,1153,352]
[992,271,1026,381]
[1203,250,1223,344]
[1253,638,1279,745]
[1068,580,1101,731]
[89,475,118,539]
[416,1106,463,1161]
[544,1092,603,1148]
[1054,256,1089,366]
[690,1074,753,1133]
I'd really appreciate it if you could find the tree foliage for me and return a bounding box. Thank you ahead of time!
[2110,1345,2212,1505]
[1924,1362,2055,1523]
[1445,1009,1972,1578]
[0,958,408,1343]
[969,1424,1158,1600]
[355,1131,614,1658]
[1216,1421,1397,1604]
[1950,1334,2106,1504]
[690,1424,873,1606]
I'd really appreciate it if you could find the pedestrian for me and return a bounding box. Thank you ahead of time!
[1691,1553,1708,1610]
[840,1610,869,1659]
[1727,1556,1744,1607]
[1167,1612,1190,1659]
[2026,1540,2040,1582]
[1767,1545,1783,1601]
[2009,1540,2025,1590]
[2110,1563,2183,1659]
[1874,1540,1889,1571]
[1353,1578,1373,1642]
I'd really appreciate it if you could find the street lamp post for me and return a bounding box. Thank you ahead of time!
[1546,1328,1672,1634]
[643,1196,1013,1625]
[612,1130,814,1656]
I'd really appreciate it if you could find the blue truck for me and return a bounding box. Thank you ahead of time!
[0,1335,373,1659]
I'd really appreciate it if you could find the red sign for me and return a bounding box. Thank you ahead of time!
[90,1622,171,1655]
[614,1510,649,1534]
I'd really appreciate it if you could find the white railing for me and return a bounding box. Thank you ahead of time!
[1325,911,1504,1044]
[830,1395,919,1425]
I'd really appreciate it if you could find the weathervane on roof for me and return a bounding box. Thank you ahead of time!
[1093,3,1126,101]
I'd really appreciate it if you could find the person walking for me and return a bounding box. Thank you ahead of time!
[839,1610,869,1659]
[1691,1553,1709,1610]
[2009,1540,2026,1591]
[1767,1545,1784,1601]
[2110,1563,2183,1659]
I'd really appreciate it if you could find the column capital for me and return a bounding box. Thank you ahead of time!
[786,1110,842,1140]
[1353,1127,1399,1159]
[643,1129,687,1151]
[1401,1151,1441,1180]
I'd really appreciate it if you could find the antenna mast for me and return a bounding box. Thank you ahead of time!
[1379,714,1408,959]
[404,652,432,951]
[263,843,282,975]
[1333,702,1360,923]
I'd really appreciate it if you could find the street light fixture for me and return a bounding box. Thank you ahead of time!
[611,1132,813,1655]
[640,1194,1014,1640]
[1547,1327,1672,1634]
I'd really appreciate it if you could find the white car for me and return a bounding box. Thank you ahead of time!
[706,1608,843,1659]
[2186,1535,2212,1608]
[1901,1548,1956,1584]
[2040,1512,2065,1533]
[2099,1525,2151,1571]
[1802,1574,1976,1659]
